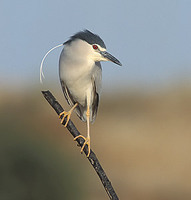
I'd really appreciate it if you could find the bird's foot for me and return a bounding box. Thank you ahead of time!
[74,135,90,157]
[59,111,72,127]
[59,103,78,127]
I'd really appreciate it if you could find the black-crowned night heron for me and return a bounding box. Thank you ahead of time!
[40,30,122,157]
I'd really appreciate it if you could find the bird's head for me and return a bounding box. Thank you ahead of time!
[64,30,122,66]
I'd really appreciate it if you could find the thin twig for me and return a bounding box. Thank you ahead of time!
[42,90,119,200]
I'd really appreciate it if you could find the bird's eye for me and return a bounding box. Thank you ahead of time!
[92,45,98,50]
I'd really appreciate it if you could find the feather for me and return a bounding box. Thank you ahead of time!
[60,80,85,121]
[60,61,102,123]
[90,62,102,123]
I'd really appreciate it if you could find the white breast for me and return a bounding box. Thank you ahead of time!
[59,40,96,106]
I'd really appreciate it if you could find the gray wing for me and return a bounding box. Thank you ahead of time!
[91,62,102,123]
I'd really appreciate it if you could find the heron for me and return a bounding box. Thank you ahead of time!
[40,30,122,157]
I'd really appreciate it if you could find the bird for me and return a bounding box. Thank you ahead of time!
[40,30,122,157]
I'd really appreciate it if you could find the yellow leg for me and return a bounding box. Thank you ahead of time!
[59,103,78,127]
[74,106,91,157]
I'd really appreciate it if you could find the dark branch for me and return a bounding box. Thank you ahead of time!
[42,90,119,200]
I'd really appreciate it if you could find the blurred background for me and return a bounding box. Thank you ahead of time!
[0,0,191,199]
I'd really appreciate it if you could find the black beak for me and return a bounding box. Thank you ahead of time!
[100,51,122,66]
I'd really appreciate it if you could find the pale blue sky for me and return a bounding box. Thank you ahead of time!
[0,0,191,91]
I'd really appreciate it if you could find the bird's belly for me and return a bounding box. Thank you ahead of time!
[60,59,95,106]
[62,67,93,106]
[69,77,93,105]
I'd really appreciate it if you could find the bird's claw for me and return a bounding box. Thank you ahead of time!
[74,135,91,157]
[59,111,71,127]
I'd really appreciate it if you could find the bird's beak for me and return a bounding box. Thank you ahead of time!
[100,51,122,66]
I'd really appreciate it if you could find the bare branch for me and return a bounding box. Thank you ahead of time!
[42,90,119,200]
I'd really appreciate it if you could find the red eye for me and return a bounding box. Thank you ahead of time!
[93,45,98,50]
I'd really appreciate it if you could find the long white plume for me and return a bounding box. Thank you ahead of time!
[40,43,63,83]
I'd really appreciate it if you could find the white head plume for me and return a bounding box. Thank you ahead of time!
[40,43,63,83]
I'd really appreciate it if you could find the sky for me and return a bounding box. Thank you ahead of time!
[0,0,191,92]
